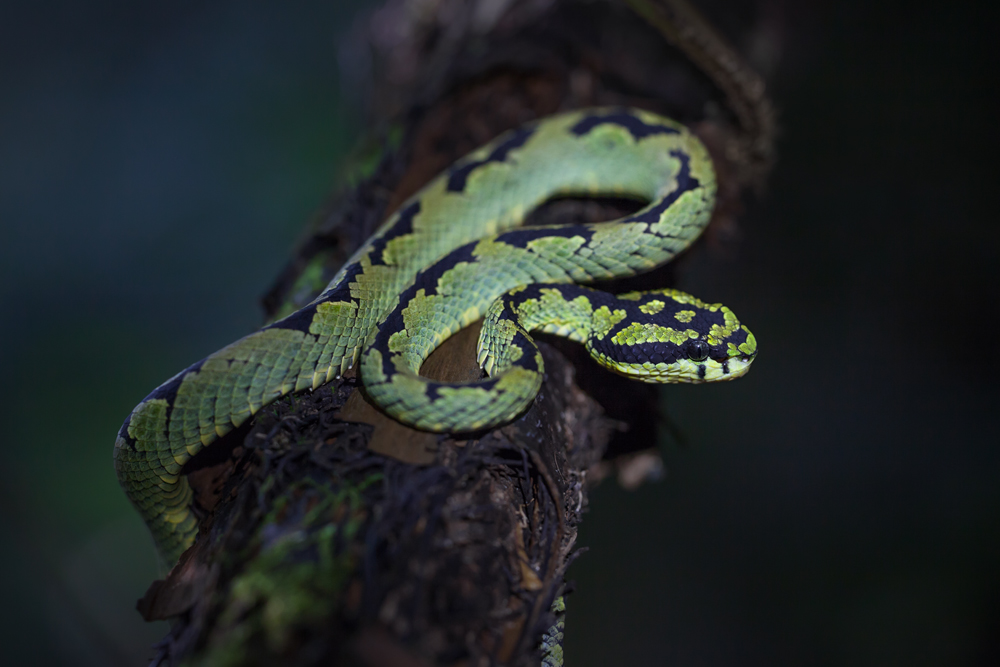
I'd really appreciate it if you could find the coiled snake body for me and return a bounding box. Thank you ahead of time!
[114,108,757,563]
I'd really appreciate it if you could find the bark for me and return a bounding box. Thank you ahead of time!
[137,1,777,664]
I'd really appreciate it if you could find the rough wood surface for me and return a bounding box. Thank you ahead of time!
[140,1,776,664]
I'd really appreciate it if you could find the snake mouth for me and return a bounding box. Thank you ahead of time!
[722,353,755,380]
[598,350,756,383]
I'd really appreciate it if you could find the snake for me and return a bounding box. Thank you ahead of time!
[114,108,757,564]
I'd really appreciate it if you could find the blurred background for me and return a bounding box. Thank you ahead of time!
[0,1,996,665]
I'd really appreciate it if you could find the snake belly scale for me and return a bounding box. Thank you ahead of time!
[114,108,757,564]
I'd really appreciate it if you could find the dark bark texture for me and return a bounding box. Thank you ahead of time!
[138,1,777,665]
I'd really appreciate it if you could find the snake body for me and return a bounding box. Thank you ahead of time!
[114,108,757,563]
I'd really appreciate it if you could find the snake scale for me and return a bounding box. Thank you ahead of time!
[114,108,757,564]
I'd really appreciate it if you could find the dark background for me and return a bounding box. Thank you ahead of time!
[1,1,996,665]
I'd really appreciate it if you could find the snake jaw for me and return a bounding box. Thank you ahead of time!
[715,352,756,382]
[592,351,755,383]
[700,345,757,383]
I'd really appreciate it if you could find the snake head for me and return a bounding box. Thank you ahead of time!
[586,287,757,383]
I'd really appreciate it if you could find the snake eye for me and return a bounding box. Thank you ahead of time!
[687,340,710,362]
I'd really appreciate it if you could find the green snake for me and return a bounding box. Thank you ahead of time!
[114,108,757,564]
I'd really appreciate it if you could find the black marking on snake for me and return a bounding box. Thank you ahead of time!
[517,283,619,312]
[495,295,518,320]
[622,151,699,228]
[600,338,685,367]
[368,201,421,266]
[570,111,680,140]
[150,361,203,403]
[501,284,542,306]
[399,242,479,299]
[502,283,577,308]
[510,331,541,373]
[493,224,596,250]
[306,259,369,307]
[269,260,367,335]
[446,127,535,193]
[118,415,137,449]
[371,239,481,378]
[575,284,620,309]
[598,298,722,343]
[646,341,680,365]
[709,344,732,362]
[698,364,706,380]
[424,376,501,402]
[592,308,634,341]
[124,359,208,444]
[372,293,413,379]
[722,361,730,375]
[322,261,367,304]
[267,302,320,334]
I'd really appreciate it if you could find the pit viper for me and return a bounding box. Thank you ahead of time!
[114,108,757,564]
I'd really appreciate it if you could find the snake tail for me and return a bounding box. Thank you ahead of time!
[540,595,566,667]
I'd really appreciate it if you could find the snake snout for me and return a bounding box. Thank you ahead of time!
[723,352,755,379]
